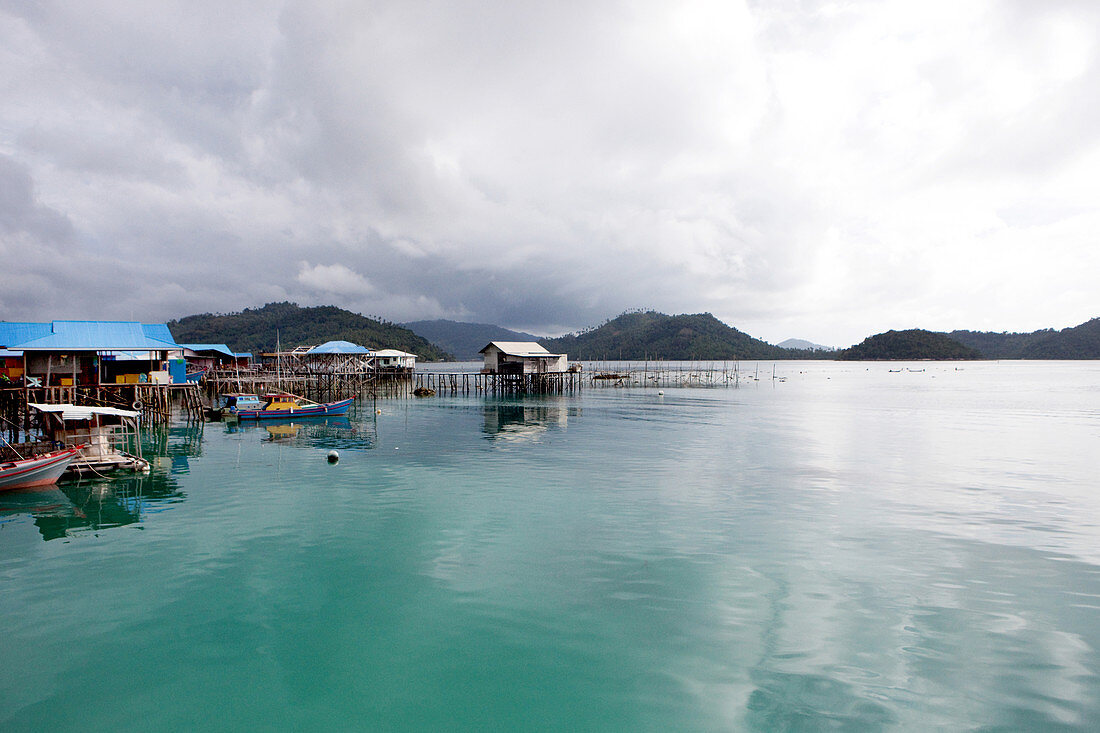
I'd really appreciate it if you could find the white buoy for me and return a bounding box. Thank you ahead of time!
[327,450,339,463]
[658,390,664,396]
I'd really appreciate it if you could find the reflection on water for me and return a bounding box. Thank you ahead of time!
[0,469,185,542]
[482,397,573,443]
[3,364,1100,730]
[147,421,206,459]
[0,487,74,530]
[225,415,375,450]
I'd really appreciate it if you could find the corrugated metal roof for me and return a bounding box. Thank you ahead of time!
[479,341,559,358]
[15,321,179,351]
[28,403,140,419]
[373,349,417,357]
[180,343,236,358]
[142,323,178,345]
[309,340,372,354]
[0,322,51,348]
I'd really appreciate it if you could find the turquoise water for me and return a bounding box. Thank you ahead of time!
[2,361,1099,730]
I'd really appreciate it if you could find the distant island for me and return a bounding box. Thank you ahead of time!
[539,310,810,361]
[777,338,836,351]
[836,330,981,361]
[167,303,1100,362]
[169,302,453,361]
[948,318,1100,359]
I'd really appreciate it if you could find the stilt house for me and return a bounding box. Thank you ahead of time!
[479,342,568,374]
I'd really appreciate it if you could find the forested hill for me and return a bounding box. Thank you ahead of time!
[949,318,1100,359]
[403,319,543,361]
[837,329,981,361]
[169,302,453,361]
[541,311,797,360]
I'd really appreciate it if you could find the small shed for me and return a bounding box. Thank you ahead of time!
[373,349,417,371]
[479,342,568,375]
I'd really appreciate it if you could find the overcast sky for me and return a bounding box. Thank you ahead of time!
[2,0,1097,346]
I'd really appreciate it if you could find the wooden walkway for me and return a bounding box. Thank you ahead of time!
[413,363,771,395]
[414,371,580,395]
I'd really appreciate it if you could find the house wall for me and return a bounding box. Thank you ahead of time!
[482,348,502,372]
[482,347,568,374]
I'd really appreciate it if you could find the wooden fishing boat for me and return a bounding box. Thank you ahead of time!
[0,446,82,491]
[227,393,355,421]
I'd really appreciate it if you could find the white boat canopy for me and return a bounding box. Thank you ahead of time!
[28,403,141,420]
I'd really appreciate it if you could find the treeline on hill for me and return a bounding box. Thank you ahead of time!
[837,330,981,360]
[168,302,453,361]
[540,310,818,361]
[948,318,1100,359]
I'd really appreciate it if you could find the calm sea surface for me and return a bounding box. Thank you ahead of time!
[2,361,1099,730]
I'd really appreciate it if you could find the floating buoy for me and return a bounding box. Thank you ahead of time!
[327,450,339,463]
[376,408,382,414]
[658,390,664,396]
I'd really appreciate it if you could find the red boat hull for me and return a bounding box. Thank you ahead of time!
[0,447,81,491]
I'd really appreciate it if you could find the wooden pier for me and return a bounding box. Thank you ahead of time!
[413,371,581,395]
[201,366,378,404]
[412,362,774,395]
[0,382,206,442]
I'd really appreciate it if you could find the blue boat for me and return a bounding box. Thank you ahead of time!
[184,368,208,383]
[218,393,355,421]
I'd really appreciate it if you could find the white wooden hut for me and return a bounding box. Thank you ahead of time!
[373,349,417,372]
[479,342,568,375]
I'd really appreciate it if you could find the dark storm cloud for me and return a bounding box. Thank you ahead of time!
[1,0,1098,345]
[0,155,73,243]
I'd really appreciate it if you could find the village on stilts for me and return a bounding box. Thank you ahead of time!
[0,319,778,491]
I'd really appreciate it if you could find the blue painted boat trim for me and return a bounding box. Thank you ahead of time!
[233,398,355,421]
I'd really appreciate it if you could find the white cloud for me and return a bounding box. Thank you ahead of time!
[1,0,1098,344]
[296,262,374,297]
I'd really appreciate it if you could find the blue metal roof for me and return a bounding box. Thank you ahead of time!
[13,321,180,351]
[180,343,236,358]
[309,340,372,354]
[234,352,252,359]
[143,323,177,345]
[0,322,52,348]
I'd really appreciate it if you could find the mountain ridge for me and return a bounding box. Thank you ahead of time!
[838,329,981,361]
[948,318,1100,359]
[168,302,453,361]
[540,310,801,361]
